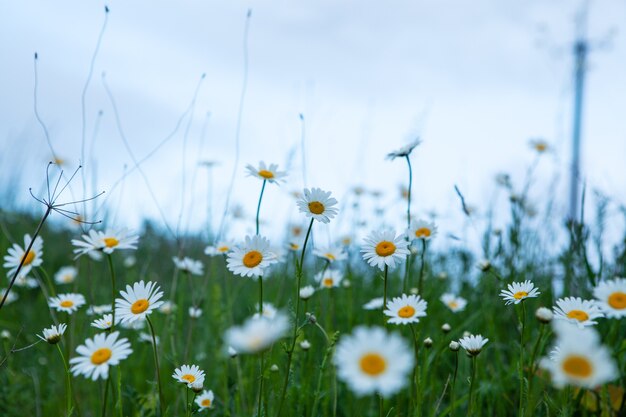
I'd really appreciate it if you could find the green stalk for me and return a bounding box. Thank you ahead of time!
[526,324,546,416]
[417,239,426,295]
[106,254,116,332]
[255,179,267,236]
[518,301,526,416]
[56,343,73,416]
[383,264,389,312]
[147,316,165,417]
[468,356,477,417]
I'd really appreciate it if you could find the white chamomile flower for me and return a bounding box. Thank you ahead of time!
[363,297,384,310]
[225,313,289,354]
[91,314,115,330]
[173,256,204,276]
[115,280,164,324]
[72,228,139,258]
[245,161,287,184]
[499,280,540,305]
[49,293,86,314]
[313,246,348,263]
[361,229,410,271]
[386,139,421,160]
[384,294,427,325]
[226,235,277,278]
[253,303,277,320]
[407,219,438,241]
[14,275,38,288]
[299,285,315,300]
[189,307,203,319]
[195,390,215,410]
[69,331,132,381]
[529,138,549,153]
[138,332,159,345]
[0,288,17,305]
[158,301,177,315]
[440,293,467,313]
[86,304,112,316]
[3,234,43,278]
[459,334,489,356]
[297,188,339,224]
[593,277,626,318]
[38,323,67,344]
[315,269,344,289]
[54,266,78,285]
[173,364,206,387]
[120,318,146,331]
[204,242,233,257]
[553,297,604,328]
[334,326,414,397]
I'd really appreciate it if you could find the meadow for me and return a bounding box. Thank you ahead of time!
[0,141,625,417]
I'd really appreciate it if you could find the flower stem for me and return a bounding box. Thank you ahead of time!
[257,351,265,417]
[417,239,426,295]
[383,264,389,312]
[186,387,190,417]
[255,179,267,236]
[526,324,546,416]
[106,254,116,332]
[101,374,111,417]
[468,356,477,417]
[147,316,165,417]
[403,155,413,292]
[518,301,526,416]
[450,351,458,417]
[56,343,73,416]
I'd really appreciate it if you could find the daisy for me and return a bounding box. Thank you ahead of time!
[363,297,384,310]
[158,301,177,315]
[0,288,17,305]
[407,219,438,241]
[334,326,414,397]
[300,285,315,300]
[361,230,410,271]
[440,293,467,313]
[315,269,344,289]
[38,323,67,344]
[91,314,115,330]
[69,331,132,381]
[253,303,277,319]
[529,138,549,153]
[54,266,78,285]
[499,280,540,305]
[13,275,38,288]
[189,307,203,319]
[173,364,205,388]
[313,246,348,263]
[195,390,215,410]
[458,334,489,356]
[173,256,204,276]
[115,281,164,324]
[49,293,86,314]
[553,297,604,328]
[245,161,287,184]
[593,277,626,318]
[205,241,233,257]
[119,318,146,331]
[86,304,112,316]
[226,235,277,278]
[384,294,427,325]
[386,139,421,160]
[225,313,289,354]
[3,234,43,278]
[297,188,339,224]
[139,332,159,345]
[72,228,139,258]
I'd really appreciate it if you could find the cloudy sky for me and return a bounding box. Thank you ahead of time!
[1,0,625,248]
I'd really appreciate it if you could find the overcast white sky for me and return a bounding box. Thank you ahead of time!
[1,0,625,250]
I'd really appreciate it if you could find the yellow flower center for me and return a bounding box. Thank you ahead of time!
[325,253,336,261]
[359,353,387,376]
[182,374,196,383]
[308,201,325,215]
[63,275,73,283]
[323,278,334,287]
[243,250,263,268]
[562,355,593,378]
[289,243,300,250]
[292,227,302,236]
[448,301,458,309]
[513,291,528,300]
[567,309,589,322]
[398,305,415,318]
[534,143,547,152]
[60,300,74,308]
[217,246,229,253]
[608,292,626,310]
[414,228,431,238]
[258,169,274,179]
[22,250,36,266]
[131,299,150,314]
[104,237,119,248]
[201,399,211,407]
[375,241,396,257]
[91,348,112,365]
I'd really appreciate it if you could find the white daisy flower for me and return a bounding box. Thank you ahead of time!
[593,277,626,318]
[384,294,428,325]
[173,256,204,276]
[440,293,467,313]
[315,269,344,289]
[225,313,289,354]
[86,304,112,316]
[0,288,18,305]
[37,323,67,344]
[13,275,38,288]
[49,293,86,314]
[54,266,78,285]
[115,281,164,324]
[386,139,421,160]
[536,307,554,324]
[529,138,549,153]
[72,228,139,258]
[3,234,43,278]
[334,326,414,397]
[361,230,410,271]
[69,331,132,381]
[297,188,339,224]
[253,302,277,320]
[195,389,215,410]
[158,301,177,315]
[407,219,438,242]
[91,314,115,330]
[226,235,277,278]
[363,297,384,310]
[313,246,348,263]
[204,242,233,257]
[299,285,315,300]
[553,297,604,328]
[119,317,146,331]
[499,280,540,305]
[138,332,159,345]
[189,307,203,319]
[123,256,136,268]
[245,161,287,184]
[172,364,206,387]
[459,334,489,356]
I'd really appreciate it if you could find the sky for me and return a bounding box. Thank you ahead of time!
[1,0,625,252]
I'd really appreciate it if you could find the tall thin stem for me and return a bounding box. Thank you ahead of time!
[383,264,389,311]
[468,356,477,417]
[257,351,265,417]
[56,344,73,416]
[147,316,165,417]
[526,324,546,416]
[106,254,116,332]
[417,239,427,295]
[403,155,413,293]
[518,301,527,416]
[255,179,267,236]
